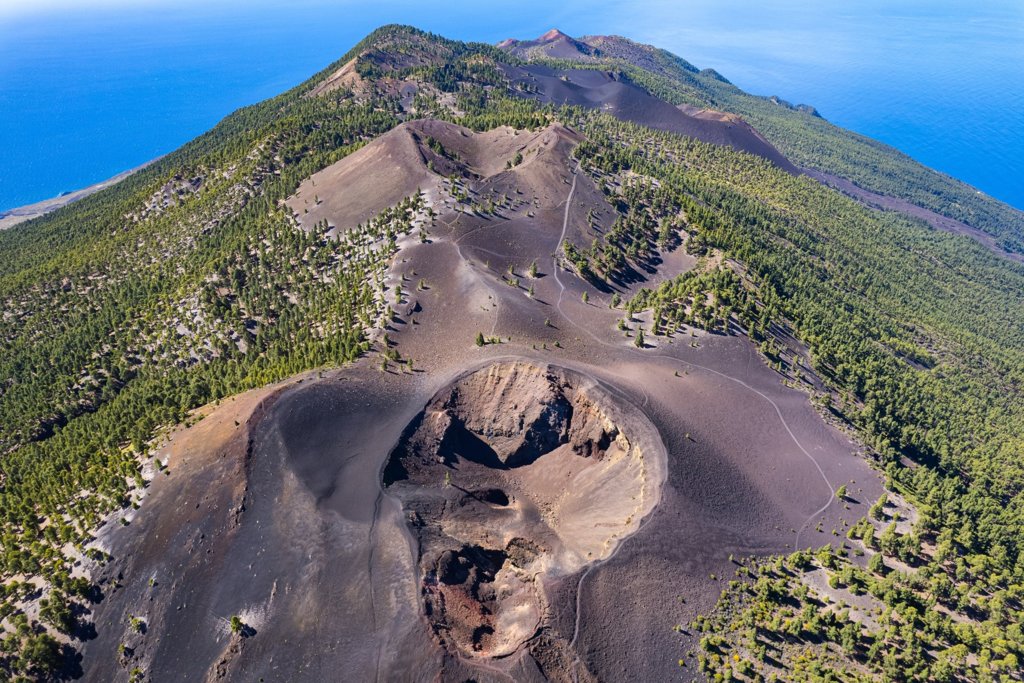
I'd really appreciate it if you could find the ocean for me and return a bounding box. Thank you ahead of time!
[1,0,1021,212]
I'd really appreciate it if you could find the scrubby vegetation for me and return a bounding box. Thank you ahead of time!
[1,24,1022,680]
[565,111,1024,679]
[0,27,423,677]
[530,38,1024,253]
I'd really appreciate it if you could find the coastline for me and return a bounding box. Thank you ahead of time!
[0,158,158,230]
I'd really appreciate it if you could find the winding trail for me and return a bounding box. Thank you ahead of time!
[550,159,836,677]
[395,157,836,680]
[552,165,579,325]
[368,489,383,682]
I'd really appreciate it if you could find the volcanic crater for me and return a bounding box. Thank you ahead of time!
[383,360,667,659]
[71,28,891,682]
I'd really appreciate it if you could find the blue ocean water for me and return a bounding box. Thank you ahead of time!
[1,0,1021,211]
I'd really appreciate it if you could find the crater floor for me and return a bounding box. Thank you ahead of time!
[384,361,666,660]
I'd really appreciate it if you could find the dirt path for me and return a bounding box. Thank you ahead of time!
[551,161,836,556]
[544,159,838,679]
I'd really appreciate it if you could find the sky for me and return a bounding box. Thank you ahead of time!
[1,0,1021,210]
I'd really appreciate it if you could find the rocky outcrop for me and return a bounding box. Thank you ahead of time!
[386,363,622,480]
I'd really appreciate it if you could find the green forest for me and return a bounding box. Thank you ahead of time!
[531,38,1024,254]
[1,24,1022,681]
[565,109,1024,681]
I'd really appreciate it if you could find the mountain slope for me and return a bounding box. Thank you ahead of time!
[498,28,598,60]
[501,63,799,173]
[0,24,1022,683]
[501,30,1024,254]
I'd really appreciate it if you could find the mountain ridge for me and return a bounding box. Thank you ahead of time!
[0,23,1022,683]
